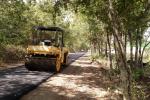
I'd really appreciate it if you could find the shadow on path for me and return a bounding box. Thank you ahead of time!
[21,54,123,100]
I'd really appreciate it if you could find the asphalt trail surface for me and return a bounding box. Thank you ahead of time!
[0,52,85,100]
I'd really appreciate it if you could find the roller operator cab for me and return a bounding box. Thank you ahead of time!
[25,26,69,72]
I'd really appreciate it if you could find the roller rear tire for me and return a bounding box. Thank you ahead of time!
[62,53,68,67]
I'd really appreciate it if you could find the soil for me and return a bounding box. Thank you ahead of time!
[21,53,123,100]
[137,76,150,100]
[0,62,23,70]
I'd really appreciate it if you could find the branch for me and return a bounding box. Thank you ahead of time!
[141,41,150,61]
[137,0,150,21]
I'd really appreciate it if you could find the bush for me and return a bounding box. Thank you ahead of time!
[0,44,25,62]
[91,54,99,61]
[0,58,3,66]
[133,68,144,80]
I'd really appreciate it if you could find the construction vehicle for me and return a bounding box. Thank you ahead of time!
[25,26,69,72]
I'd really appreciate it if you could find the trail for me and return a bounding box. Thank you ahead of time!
[21,53,122,100]
[0,52,84,100]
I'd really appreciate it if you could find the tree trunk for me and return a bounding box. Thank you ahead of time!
[124,32,127,55]
[108,0,132,99]
[98,41,101,56]
[141,41,150,65]
[100,40,103,53]
[106,33,112,66]
[114,36,119,70]
[138,28,143,68]
[135,29,139,68]
[107,33,113,79]
[105,41,108,57]
[128,30,133,67]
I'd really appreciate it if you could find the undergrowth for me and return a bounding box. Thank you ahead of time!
[0,44,25,63]
[91,53,150,100]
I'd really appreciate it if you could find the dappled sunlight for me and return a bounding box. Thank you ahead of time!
[34,56,114,99]
[1,0,149,99]
[40,72,109,99]
[76,60,92,64]
[21,54,123,100]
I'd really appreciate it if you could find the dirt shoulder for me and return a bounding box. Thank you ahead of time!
[0,62,24,70]
[21,53,122,100]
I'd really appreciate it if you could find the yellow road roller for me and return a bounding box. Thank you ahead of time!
[25,26,69,72]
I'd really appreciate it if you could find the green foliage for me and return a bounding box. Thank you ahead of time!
[133,68,144,80]
[0,0,90,62]
[144,64,150,76]
[91,54,99,61]
[0,0,149,99]
[90,53,106,61]
[0,0,28,45]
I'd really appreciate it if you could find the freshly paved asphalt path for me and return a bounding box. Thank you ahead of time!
[0,52,85,100]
